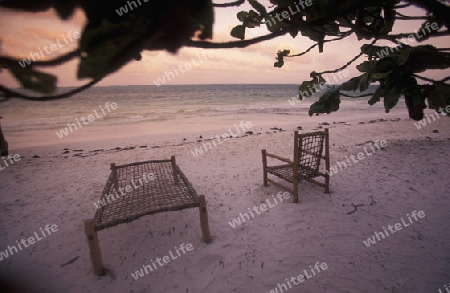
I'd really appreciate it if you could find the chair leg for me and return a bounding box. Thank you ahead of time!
[198,195,212,244]
[293,179,299,203]
[84,219,105,276]
[262,150,268,187]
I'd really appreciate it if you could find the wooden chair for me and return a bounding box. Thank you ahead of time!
[262,129,330,203]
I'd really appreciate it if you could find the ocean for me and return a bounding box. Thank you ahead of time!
[0,84,403,149]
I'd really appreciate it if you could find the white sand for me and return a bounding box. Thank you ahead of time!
[1,112,449,293]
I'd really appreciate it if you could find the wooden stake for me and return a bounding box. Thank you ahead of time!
[293,131,300,203]
[324,128,330,194]
[84,219,104,276]
[198,195,212,244]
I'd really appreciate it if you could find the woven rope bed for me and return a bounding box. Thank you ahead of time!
[84,156,211,275]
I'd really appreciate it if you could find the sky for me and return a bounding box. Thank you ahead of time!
[0,1,448,88]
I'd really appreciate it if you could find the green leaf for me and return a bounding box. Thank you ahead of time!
[289,27,299,38]
[301,26,325,43]
[383,82,402,113]
[78,18,154,79]
[417,19,442,41]
[194,0,214,40]
[426,84,450,112]
[317,75,326,85]
[368,86,383,105]
[337,16,354,27]
[358,73,371,91]
[361,44,391,58]
[246,21,257,28]
[274,50,290,68]
[371,72,391,80]
[299,80,315,97]
[323,23,340,35]
[298,73,326,98]
[265,14,290,32]
[401,45,449,73]
[231,24,246,40]
[246,10,262,27]
[237,11,248,22]
[9,66,56,94]
[397,47,412,66]
[380,6,395,34]
[340,76,361,91]
[308,88,341,116]
[248,0,267,15]
[356,61,372,73]
[403,80,426,120]
[53,1,78,20]
[278,49,290,57]
[305,0,343,21]
[274,61,284,68]
[374,57,398,73]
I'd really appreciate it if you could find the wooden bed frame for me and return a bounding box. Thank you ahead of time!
[84,156,212,275]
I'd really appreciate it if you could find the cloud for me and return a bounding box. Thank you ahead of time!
[0,8,82,58]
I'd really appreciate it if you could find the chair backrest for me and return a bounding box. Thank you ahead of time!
[293,129,329,179]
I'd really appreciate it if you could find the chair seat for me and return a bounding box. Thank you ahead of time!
[266,164,320,183]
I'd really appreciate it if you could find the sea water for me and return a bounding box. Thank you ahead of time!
[0,84,404,148]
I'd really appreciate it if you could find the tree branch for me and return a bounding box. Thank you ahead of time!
[407,0,450,28]
[318,38,378,75]
[340,92,374,98]
[213,0,245,7]
[188,1,362,50]
[0,77,103,102]
[0,49,80,68]
[395,12,429,20]
[287,32,353,58]
[186,30,288,49]
[386,30,450,40]
[394,3,413,9]
[412,73,449,85]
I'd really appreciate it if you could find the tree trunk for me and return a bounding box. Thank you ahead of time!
[0,122,9,156]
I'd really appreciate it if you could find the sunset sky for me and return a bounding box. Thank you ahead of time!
[0,2,447,88]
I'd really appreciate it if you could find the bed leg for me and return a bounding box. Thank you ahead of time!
[110,163,119,190]
[171,156,180,185]
[84,219,105,276]
[198,195,212,244]
[262,150,268,187]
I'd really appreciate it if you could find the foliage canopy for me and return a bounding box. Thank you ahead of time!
[0,0,449,120]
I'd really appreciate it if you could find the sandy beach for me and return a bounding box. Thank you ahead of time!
[1,107,449,293]
[1,0,449,290]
